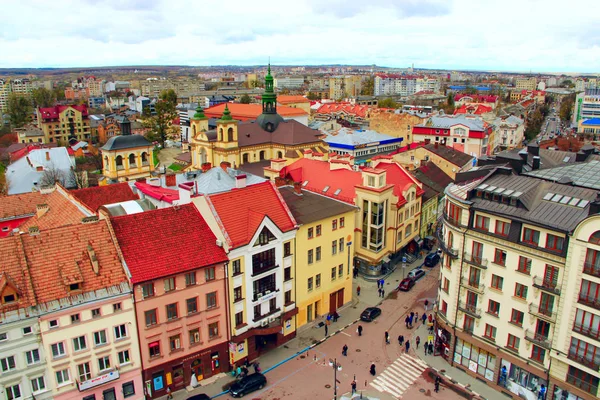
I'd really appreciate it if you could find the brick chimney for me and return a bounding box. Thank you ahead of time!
[177,182,194,205]
[165,173,177,187]
[235,174,247,189]
[36,204,49,218]
[45,151,50,161]
[293,182,303,195]
[220,161,231,172]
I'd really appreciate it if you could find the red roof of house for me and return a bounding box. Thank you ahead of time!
[371,160,424,201]
[0,236,36,311]
[110,204,227,284]
[207,181,296,248]
[454,104,493,115]
[70,183,139,213]
[38,105,89,120]
[204,103,307,121]
[134,181,179,203]
[315,103,371,118]
[20,188,89,232]
[454,94,499,103]
[0,192,45,220]
[278,95,310,105]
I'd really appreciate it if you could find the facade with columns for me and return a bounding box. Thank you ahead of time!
[101,134,155,182]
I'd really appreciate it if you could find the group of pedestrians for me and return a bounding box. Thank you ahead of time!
[405,311,418,328]
[377,278,386,298]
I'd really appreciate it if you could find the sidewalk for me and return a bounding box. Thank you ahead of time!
[411,323,506,400]
[163,256,426,400]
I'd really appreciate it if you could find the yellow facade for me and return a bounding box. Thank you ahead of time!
[101,144,155,181]
[295,209,355,327]
[419,194,439,239]
[36,106,92,144]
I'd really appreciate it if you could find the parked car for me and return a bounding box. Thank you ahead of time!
[360,307,382,322]
[424,253,440,267]
[229,373,267,398]
[186,394,211,400]
[398,278,415,292]
[408,268,426,281]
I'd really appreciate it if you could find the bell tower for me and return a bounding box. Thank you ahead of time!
[216,104,239,147]
[190,105,208,138]
[256,62,284,133]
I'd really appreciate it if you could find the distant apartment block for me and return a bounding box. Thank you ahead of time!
[273,76,305,89]
[141,78,205,98]
[515,77,537,91]
[374,74,440,96]
[329,76,363,99]
[574,88,600,125]
[0,78,34,112]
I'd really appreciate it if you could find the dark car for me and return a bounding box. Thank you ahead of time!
[424,253,440,267]
[229,373,267,398]
[398,278,415,292]
[186,395,211,400]
[360,307,382,322]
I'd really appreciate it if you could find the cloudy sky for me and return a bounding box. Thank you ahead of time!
[1,0,598,72]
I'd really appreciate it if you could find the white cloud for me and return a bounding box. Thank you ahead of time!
[0,0,598,72]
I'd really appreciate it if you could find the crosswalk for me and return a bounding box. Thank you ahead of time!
[370,353,428,398]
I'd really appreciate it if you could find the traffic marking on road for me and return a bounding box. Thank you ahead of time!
[370,353,427,398]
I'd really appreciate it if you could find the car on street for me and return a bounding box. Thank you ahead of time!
[187,395,211,400]
[398,278,415,292]
[407,268,426,281]
[424,253,440,267]
[360,307,382,322]
[229,373,267,398]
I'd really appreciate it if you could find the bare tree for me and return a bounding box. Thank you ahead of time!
[72,169,89,189]
[40,165,66,187]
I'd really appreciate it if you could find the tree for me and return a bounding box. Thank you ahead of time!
[160,89,178,105]
[443,93,456,114]
[378,98,399,109]
[306,92,320,101]
[239,94,251,104]
[7,94,33,128]
[142,96,177,146]
[361,76,374,96]
[560,94,575,122]
[31,88,56,108]
[40,164,68,187]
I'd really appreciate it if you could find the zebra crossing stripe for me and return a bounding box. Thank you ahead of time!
[405,353,429,368]
[369,354,429,399]
[382,367,411,390]
[394,358,425,378]
[372,377,403,398]
[388,363,420,384]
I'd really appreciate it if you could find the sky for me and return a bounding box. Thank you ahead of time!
[1,0,599,73]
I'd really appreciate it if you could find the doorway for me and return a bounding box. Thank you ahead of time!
[172,364,184,388]
[315,300,321,319]
[210,352,221,374]
[307,304,313,323]
[255,334,278,353]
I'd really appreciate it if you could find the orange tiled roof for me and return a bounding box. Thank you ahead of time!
[70,183,139,213]
[0,236,36,312]
[0,192,45,220]
[315,103,371,118]
[278,95,310,105]
[204,103,307,121]
[22,220,128,304]
[20,187,89,231]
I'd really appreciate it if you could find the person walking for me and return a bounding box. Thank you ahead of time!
[356,285,361,296]
[358,325,363,337]
[538,384,547,400]
[416,336,421,349]
[385,331,390,344]
[381,288,385,298]
[415,312,419,321]
[430,342,435,355]
[342,344,348,356]
[421,313,427,325]
[166,386,173,400]
[370,363,376,376]
[434,376,440,393]
[381,278,385,288]
[325,324,328,336]
[424,299,429,311]
[405,340,410,353]
[378,288,382,298]
[351,380,357,395]
[398,335,404,346]
[405,316,410,328]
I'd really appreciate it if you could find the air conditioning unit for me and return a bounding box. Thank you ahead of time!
[265,290,271,295]
[215,240,223,247]
[261,320,268,327]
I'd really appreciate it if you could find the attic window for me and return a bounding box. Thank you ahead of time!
[2,294,16,304]
[69,283,81,291]
[323,186,330,193]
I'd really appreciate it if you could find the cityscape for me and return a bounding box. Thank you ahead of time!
[1,2,600,400]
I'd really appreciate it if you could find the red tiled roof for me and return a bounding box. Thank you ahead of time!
[22,220,129,304]
[454,94,499,103]
[207,181,296,248]
[0,192,44,220]
[38,105,89,121]
[277,95,310,104]
[70,183,139,213]
[110,204,227,283]
[20,187,89,231]
[0,236,36,311]
[372,161,424,201]
[454,104,493,115]
[315,103,370,118]
[134,181,179,203]
[204,103,307,121]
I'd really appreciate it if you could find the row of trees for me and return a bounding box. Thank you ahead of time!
[524,104,550,141]
[559,94,575,122]
[4,87,66,128]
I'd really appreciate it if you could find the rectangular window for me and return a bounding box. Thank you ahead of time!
[539,292,555,314]
[338,264,343,278]
[113,303,122,312]
[72,335,87,352]
[495,220,510,236]
[510,309,524,326]
[484,324,497,340]
[491,274,504,290]
[78,362,92,382]
[22,327,32,335]
[331,267,336,281]
[149,341,160,358]
[316,246,321,261]
[51,342,66,358]
[493,249,506,266]
[507,334,520,350]
[49,319,59,329]
[166,303,178,320]
[232,259,241,275]
[514,283,528,299]
[545,233,564,252]
[285,290,292,305]
[340,217,345,228]
[543,264,559,289]
[463,315,475,333]
[308,277,313,291]
[316,224,322,236]
[531,345,546,363]
[205,267,215,281]
[471,241,483,263]
[332,219,338,230]
[187,297,198,314]
[235,312,244,327]
[6,384,21,400]
[522,227,540,246]
[164,277,175,292]
[475,215,490,231]
[308,249,314,264]
[208,322,219,339]
[71,314,80,323]
[517,256,532,274]
[316,274,321,288]
[339,238,344,252]
[308,227,314,239]
[440,300,448,316]
[91,308,101,318]
[185,272,196,286]
[1,356,16,372]
[118,350,131,365]
[25,349,40,365]
[122,381,135,398]
[234,286,243,302]
[206,292,217,309]
[145,309,158,326]
[31,376,45,393]
[189,328,200,345]
[114,324,127,340]
[169,334,181,351]
[442,277,450,293]
[98,356,111,371]
[56,369,70,385]
[488,300,500,316]
[332,240,337,255]
[141,283,154,298]
[284,242,292,257]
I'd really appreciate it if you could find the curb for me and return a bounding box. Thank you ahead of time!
[425,364,487,400]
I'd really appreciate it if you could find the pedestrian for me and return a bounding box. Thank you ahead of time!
[424,299,429,311]
[385,331,390,344]
[405,340,410,353]
[416,336,420,349]
[358,325,363,337]
[241,366,248,377]
[428,313,433,323]
[410,311,415,319]
[398,335,404,345]
[166,386,173,400]
[357,286,361,296]
[342,344,348,356]
[405,316,410,328]
[325,324,328,336]
[408,315,413,328]
[538,384,547,400]
[415,312,419,321]
[378,288,382,298]
[434,376,440,393]
[381,278,385,288]
[370,363,376,376]
[381,288,385,298]
[327,314,332,323]
[421,313,427,324]
[333,311,339,322]
[351,380,357,395]
[430,342,434,355]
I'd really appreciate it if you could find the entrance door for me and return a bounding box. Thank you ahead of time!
[329,292,337,315]
[337,289,344,308]
[172,364,184,388]
[307,304,313,323]
[191,359,204,382]
[315,300,321,319]
[211,352,221,374]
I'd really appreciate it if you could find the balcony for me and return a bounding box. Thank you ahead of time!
[435,224,458,259]
[443,212,464,229]
[568,351,600,371]
[525,329,553,349]
[253,308,281,323]
[252,263,279,277]
[463,253,488,269]
[566,373,598,397]
[253,287,279,302]
[578,294,600,311]
[573,323,600,342]
[528,303,556,323]
[532,276,561,295]
[583,261,600,278]
[460,277,485,294]
[458,301,482,318]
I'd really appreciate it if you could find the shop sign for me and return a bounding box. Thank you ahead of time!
[78,370,120,391]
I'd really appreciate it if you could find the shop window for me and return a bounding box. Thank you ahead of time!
[122,381,135,398]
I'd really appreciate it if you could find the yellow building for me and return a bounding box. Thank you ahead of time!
[329,76,363,100]
[277,95,311,114]
[36,105,92,144]
[16,125,47,144]
[278,185,357,327]
[515,77,537,91]
[100,132,155,182]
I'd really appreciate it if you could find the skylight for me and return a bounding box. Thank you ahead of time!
[559,196,572,204]
[569,197,581,206]
[578,199,590,208]
[323,186,330,193]
[551,194,563,202]
[563,156,571,163]
[543,193,554,201]
[334,188,342,196]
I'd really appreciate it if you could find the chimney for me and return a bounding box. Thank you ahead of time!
[589,192,600,216]
[293,182,303,195]
[45,151,50,161]
[165,173,177,187]
[235,174,247,189]
[28,226,40,236]
[527,142,539,156]
[220,161,231,172]
[87,244,99,275]
[81,216,99,224]
[576,151,587,162]
[532,156,541,170]
[36,204,49,218]
[177,182,194,205]
[434,141,439,149]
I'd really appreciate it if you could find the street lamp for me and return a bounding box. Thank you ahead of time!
[330,358,342,400]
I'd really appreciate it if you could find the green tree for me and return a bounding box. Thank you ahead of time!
[239,94,252,104]
[361,76,374,96]
[443,93,456,114]
[7,94,33,128]
[142,97,177,146]
[160,89,178,105]
[559,94,575,121]
[378,98,399,109]
[32,88,56,108]
[465,86,478,95]
[306,92,320,101]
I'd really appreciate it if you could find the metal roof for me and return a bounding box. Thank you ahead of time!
[524,160,600,190]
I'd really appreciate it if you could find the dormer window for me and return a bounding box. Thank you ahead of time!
[2,294,16,304]
[69,283,81,291]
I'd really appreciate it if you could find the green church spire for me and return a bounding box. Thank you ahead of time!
[262,62,276,115]
[193,105,206,120]
[219,103,233,121]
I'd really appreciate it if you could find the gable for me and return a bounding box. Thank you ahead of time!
[0,273,20,305]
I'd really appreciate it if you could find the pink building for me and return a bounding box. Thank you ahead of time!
[110,204,229,399]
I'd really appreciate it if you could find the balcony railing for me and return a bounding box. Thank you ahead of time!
[443,212,465,228]
[463,253,488,269]
[573,323,600,341]
[578,294,600,311]
[583,261,600,278]
[460,277,485,294]
[252,263,279,277]
[253,308,281,323]
[524,329,553,349]
[528,303,556,323]
[532,276,561,295]
[566,373,599,396]
[568,351,600,371]
[253,283,278,301]
[458,301,481,318]
[435,223,459,259]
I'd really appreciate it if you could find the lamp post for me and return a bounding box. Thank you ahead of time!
[331,358,341,400]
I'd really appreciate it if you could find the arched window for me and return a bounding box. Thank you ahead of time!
[129,154,136,167]
[259,150,266,160]
[242,153,249,164]
[116,155,123,169]
[277,151,283,159]
[590,231,600,245]
[141,152,148,165]
[227,127,234,142]
[219,128,223,141]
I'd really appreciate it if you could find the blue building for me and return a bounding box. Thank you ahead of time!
[323,128,404,165]
[88,96,105,109]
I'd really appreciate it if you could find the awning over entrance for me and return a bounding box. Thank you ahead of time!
[413,235,423,247]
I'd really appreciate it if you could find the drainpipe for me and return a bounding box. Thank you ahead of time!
[293,236,298,333]
[450,210,468,367]
[223,260,231,370]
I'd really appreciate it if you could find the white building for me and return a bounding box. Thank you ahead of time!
[273,77,304,89]
[492,115,525,151]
